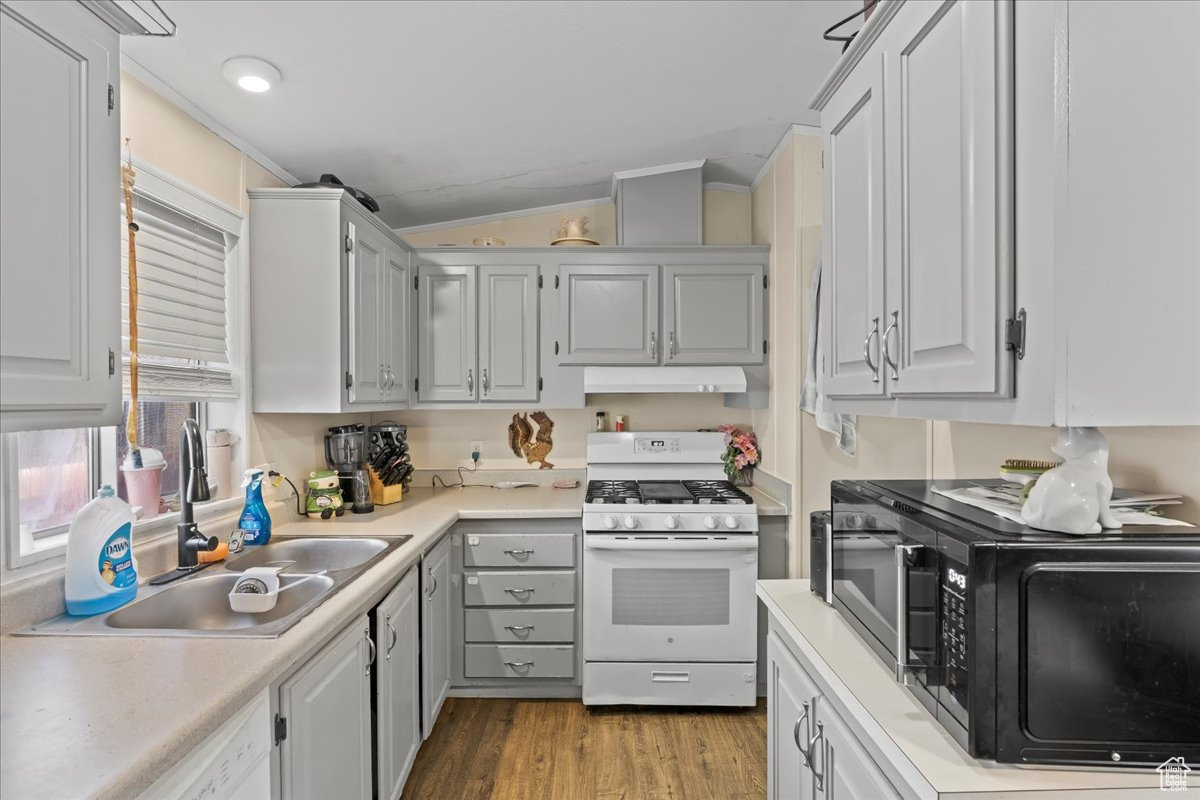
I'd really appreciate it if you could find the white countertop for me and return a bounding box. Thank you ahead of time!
[0,485,583,800]
[757,580,1178,799]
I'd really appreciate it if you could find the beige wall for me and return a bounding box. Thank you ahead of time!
[121,73,369,487]
[754,132,1200,577]
[401,200,617,247]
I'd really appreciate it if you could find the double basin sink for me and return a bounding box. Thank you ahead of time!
[25,535,411,639]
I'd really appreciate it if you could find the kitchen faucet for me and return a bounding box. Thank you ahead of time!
[149,418,219,585]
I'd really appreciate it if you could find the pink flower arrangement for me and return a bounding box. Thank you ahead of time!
[718,424,760,483]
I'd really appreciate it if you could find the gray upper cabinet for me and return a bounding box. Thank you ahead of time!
[383,245,410,404]
[479,265,539,402]
[374,568,421,800]
[347,219,385,404]
[664,265,765,365]
[416,265,477,402]
[0,0,120,433]
[820,45,887,399]
[882,0,1012,397]
[249,189,414,412]
[279,617,372,800]
[558,265,659,365]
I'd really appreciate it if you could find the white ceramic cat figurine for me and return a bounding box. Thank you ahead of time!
[1022,427,1122,534]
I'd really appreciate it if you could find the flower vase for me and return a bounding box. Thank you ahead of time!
[727,466,754,487]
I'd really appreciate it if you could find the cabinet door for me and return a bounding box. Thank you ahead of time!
[479,265,538,402]
[558,265,659,364]
[383,245,410,403]
[280,617,371,800]
[821,53,887,398]
[416,265,476,402]
[812,693,902,800]
[883,0,1013,396]
[420,535,452,738]
[0,1,120,431]
[347,219,385,404]
[374,568,420,800]
[663,264,764,364]
[767,633,819,800]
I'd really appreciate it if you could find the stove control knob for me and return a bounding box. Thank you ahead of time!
[664,515,680,530]
[707,384,717,393]
[603,515,618,530]
[723,515,740,530]
[697,384,707,392]
[622,515,638,530]
[703,515,719,530]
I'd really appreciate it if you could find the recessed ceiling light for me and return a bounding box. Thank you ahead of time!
[222,57,281,93]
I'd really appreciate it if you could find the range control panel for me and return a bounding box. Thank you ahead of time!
[633,437,682,454]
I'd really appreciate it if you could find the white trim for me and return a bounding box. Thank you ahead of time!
[751,123,823,192]
[610,159,706,200]
[703,182,751,194]
[119,55,299,187]
[393,196,613,236]
[129,156,245,234]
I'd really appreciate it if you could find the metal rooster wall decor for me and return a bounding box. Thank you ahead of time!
[508,412,555,469]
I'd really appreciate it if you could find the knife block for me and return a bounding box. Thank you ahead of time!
[368,466,404,506]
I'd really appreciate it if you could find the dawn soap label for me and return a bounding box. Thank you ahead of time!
[99,523,136,589]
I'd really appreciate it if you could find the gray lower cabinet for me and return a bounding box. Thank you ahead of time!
[279,617,372,800]
[463,570,575,606]
[558,265,659,364]
[768,631,899,800]
[663,264,765,364]
[464,644,575,679]
[421,535,452,737]
[373,567,420,800]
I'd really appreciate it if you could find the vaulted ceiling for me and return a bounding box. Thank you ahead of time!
[123,0,856,227]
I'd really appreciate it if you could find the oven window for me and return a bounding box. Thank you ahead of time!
[611,568,730,626]
[1023,567,1200,743]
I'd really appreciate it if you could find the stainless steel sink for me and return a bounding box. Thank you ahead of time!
[225,537,389,574]
[105,573,335,632]
[21,534,412,639]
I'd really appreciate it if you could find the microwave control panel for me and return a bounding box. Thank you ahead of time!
[941,564,970,708]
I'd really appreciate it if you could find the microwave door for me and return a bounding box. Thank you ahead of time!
[833,529,899,660]
[897,543,939,686]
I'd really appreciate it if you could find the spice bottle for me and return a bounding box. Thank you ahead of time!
[614,415,626,432]
[595,411,607,432]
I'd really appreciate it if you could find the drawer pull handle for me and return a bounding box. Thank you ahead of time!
[504,587,536,596]
[504,660,534,669]
[651,671,690,683]
[503,548,534,556]
[504,624,535,632]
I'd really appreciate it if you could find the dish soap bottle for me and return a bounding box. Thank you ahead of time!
[64,485,138,616]
[238,468,272,546]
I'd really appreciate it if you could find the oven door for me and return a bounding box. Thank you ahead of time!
[583,535,758,662]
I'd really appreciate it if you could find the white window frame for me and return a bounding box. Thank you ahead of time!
[0,159,250,574]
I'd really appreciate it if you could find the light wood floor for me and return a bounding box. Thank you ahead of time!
[400,697,768,800]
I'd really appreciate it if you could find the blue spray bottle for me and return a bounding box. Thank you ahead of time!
[238,468,272,546]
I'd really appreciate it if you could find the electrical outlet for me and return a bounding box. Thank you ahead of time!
[469,441,483,463]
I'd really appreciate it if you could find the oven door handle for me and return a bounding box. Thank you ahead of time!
[584,537,758,551]
[895,543,921,684]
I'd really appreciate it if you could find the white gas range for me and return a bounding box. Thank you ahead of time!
[581,432,759,707]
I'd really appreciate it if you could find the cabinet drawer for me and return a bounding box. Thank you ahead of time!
[463,533,575,568]
[583,661,756,706]
[465,608,575,643]
[464,645,576,679]
[463,570,575,606]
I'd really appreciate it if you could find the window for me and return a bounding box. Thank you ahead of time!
[2,159,246,564]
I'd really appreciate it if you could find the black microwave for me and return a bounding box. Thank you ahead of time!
[830,479,1200,768]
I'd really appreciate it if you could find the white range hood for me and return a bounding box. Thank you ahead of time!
[584,366,747,395]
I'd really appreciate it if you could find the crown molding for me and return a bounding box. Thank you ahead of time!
[751,123,822,192]
[704,182,751,194]
[808,0,906,111]
[610,159,706,200]
[393,196,613,236]
[120,55,299,187]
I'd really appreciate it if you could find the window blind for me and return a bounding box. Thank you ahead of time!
[120,192,236,400]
